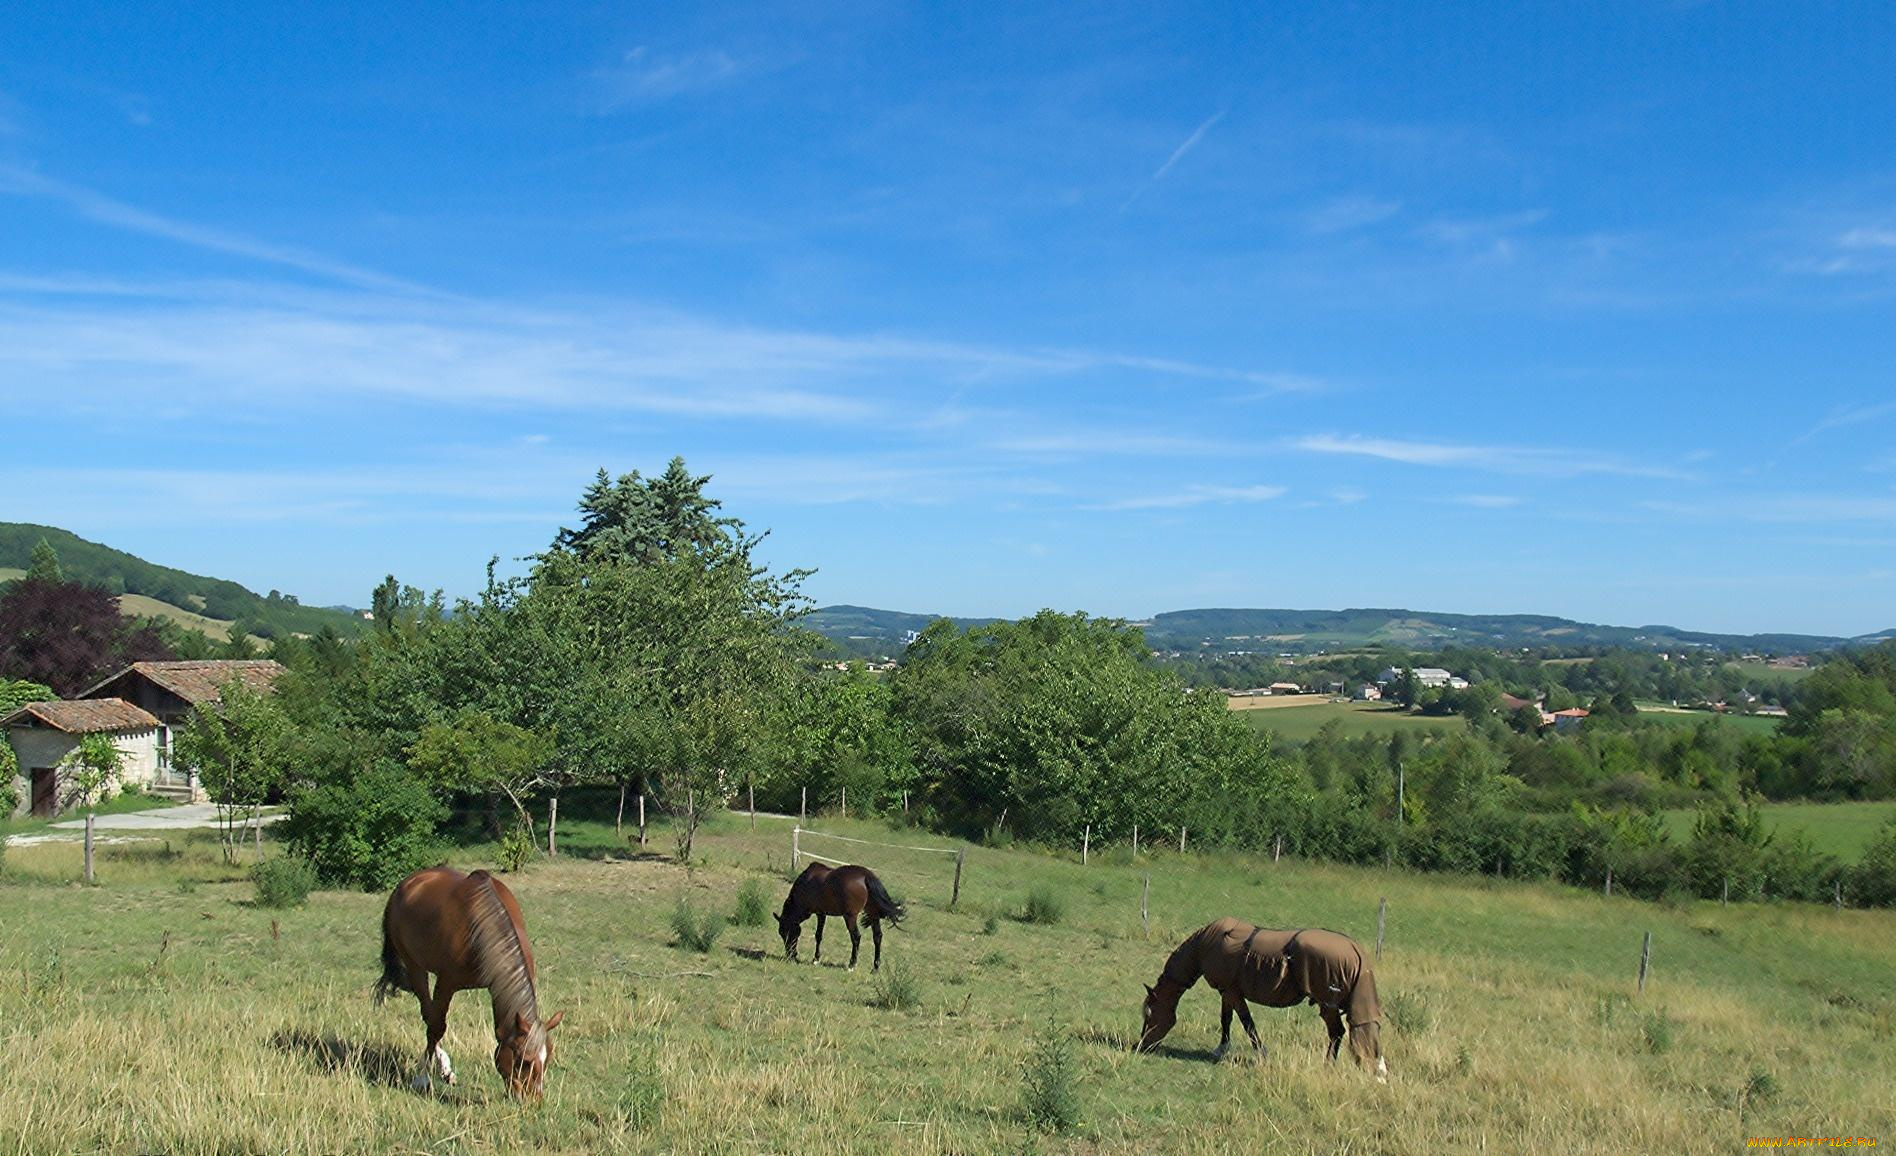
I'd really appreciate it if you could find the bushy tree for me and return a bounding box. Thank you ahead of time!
[174,677,294,863]
[0,575,174,694]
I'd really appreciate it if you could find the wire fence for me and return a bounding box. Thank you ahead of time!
[792,825,967,908]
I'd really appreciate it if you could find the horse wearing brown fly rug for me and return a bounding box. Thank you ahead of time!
[1137,917,1386,1081]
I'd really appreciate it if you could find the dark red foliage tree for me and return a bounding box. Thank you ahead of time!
[0,577,175,696]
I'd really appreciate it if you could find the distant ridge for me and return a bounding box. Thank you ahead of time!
[805,603,1892,657]
[0,522,365,640]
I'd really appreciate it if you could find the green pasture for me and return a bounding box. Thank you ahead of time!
[1633,708,1782,737]
[1661,799,1896,863]
[1230,700,1462,743]
[1724,660,1816,684]
[2,806,1892,1153]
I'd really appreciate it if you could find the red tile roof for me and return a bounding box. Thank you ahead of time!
[82,660,286,705]
[2,697,160,734]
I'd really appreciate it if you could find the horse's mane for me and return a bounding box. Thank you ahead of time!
[465,871,539,1029]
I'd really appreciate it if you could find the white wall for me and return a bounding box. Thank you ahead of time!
[4,726,162,815]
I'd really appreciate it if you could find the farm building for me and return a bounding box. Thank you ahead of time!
[76,660,287,803]
[3,698,162,818]
[1354,684,1382,701]
[1375,666,1462,689]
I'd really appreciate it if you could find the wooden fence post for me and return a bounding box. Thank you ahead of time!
[800,786,807,826]
[1835,880,1843,911]
[1132,824,1139,858]
[1082,824,1090,866]
[841,787,847,819]
[84,812,95,884]
[547,796,558,857]
[638,793,647,847]
[1376,897,1387,960]
[1637,931,1653,994]
[903,790,909,815]
[749,780,756,830]
[1274,834,1281,863]
[1605,867,1612,898]
[1179,826,1186,855]
[616,781,626,840]
[1141,874,1150,939]
[1722,877,1729,905]
[792,826,801,871]
[951,848,965,909]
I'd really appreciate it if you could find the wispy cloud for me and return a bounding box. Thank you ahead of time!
[1305,195,1402,235]
[0,166,434,294]
[1293,433,1685,479]
[1791,399,1896,446]
[1091,483,1286,511]
[1452,494,1525,508]
[593,47,750,109]
[1122,109,1226,210]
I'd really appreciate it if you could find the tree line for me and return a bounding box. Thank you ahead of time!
[5,462,1894,907]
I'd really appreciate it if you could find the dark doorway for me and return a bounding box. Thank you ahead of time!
[31,767,56,818]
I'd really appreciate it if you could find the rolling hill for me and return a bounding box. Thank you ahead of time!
[0,523,365,641]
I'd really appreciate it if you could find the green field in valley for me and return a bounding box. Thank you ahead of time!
[1661,799,1896,863]
[3,808,1891,1153]
[1228,699,1463,743]
[1633,708,1783,737]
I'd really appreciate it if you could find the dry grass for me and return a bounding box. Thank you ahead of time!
[1,816,1891,1153]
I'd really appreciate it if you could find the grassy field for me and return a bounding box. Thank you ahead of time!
[1634,708,1783,737]
[1228,699,1462,743]
[1,810,1890,1154]
[1661,799,1896,863]
[1724,661,1816,684]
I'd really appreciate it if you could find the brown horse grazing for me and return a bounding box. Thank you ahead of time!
[777,862,905,970]
[1138,917,1386,1081]
[375,865,565,1097]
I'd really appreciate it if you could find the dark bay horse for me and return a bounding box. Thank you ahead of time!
[375,865,565,1096]
[777,862,905,970]
[1138,917,1386,1081]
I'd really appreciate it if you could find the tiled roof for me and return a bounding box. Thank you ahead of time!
[84,660,286,705]
[2,697,160,734]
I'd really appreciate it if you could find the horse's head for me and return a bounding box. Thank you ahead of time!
[1137,982,1177,1053]
[494,1010,564,1098]
[777,904,802,959]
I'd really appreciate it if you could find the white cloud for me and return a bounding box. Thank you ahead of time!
[1292,433,1684,479]
[1305,195,1402,235]
[0,166,433,294]
[1091,484,1286,511]
[594,47,748,108]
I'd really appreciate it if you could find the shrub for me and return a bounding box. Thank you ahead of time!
[733,877,771,927]
[497,823,535,873]
[252,855,318,909]
[870,961,923,1011]
[1017,886,1065,926]
[670,896,724,953]
[1847,817,1896,907]
[1641,1008,1675,1054]
[1021,1019,1080,1134]
[1385,991,1434,1036]
[280,764,446,891]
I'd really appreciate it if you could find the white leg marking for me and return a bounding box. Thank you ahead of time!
[433,1045,455,1084]
[1376,1056,1388,1083]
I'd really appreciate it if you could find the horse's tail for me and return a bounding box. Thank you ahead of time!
[373,909,407,1005]
[866,873,906,927]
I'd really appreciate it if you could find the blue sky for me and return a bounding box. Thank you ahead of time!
[3,3,1894,636]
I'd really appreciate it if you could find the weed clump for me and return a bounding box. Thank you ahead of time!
[871,961,923,1011]
[1021,1018,1080,1134]
[733,878,771,927]
[1385,991,1434,1036]
[1641,1007,1675,1054]
[1017,887,1065,926]
[498,823,535,873]
[671,896,725,953]
[252,856,317,909]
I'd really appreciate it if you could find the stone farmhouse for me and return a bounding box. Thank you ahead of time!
[4,659,285,818]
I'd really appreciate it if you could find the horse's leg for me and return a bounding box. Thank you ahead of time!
[813,913,826,963]
[427,979,459,1085]
[843,912,862,971]
[1235,1000,1265,1057]
[1320,1005,1346,1062]
[1214,992,1236,1060]
[870,917,884,972]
